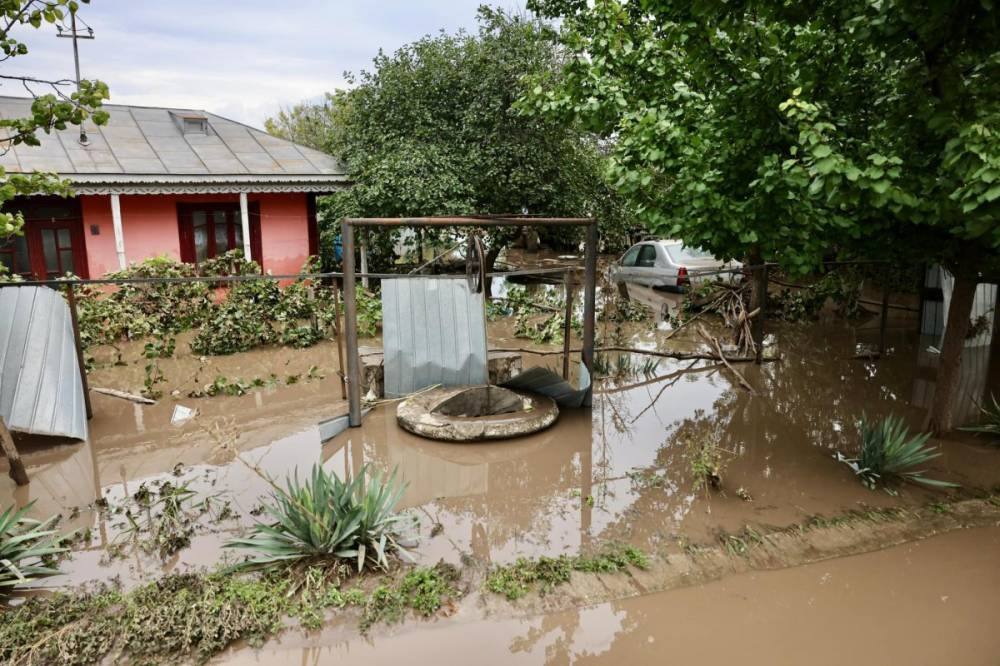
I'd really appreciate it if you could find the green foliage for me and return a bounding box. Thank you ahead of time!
[0,503,66,594]
[960,394,1000,444]
[359,563,460,632]
[523,0,1000,275]
[0,0,110,241]
[769,270,863,321]
[485,544,648,600]
[226,464,412,574]
[837,415,958,490]
[273,7,632,271]
[355,285,382,338]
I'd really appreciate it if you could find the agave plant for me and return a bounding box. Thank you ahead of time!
[226,464,411,573]
[836,415,957,490]
[0,503,67,594]
[960,394,1000,443]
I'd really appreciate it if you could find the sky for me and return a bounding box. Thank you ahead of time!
[8,0,525,128]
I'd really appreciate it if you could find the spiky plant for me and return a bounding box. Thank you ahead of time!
[836,415,957,490]
[0,503,67,594]
[960,394,1000,443]
[226,464,411,573]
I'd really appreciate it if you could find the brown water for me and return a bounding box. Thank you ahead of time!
[2,273,999,593]
[219,527,1000,665]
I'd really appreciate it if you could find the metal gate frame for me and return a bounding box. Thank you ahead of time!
[340,216,599,427]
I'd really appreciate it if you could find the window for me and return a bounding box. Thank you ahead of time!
[636,244,658,267]
[621,245,641,267]
[0,234,31,278]
[171,111,210,135]
[667,244,715,263]
[178,203,260,268]
[0,196,87,279]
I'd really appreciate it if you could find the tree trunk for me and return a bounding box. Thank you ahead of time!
[928,267,978,435]
[483,244,503,300]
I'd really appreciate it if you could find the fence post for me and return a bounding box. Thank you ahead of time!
[751,257,768,364]
[65,282,93,419]
[562,269,574,380]
[582,222,598,405]
[332,280,347,401]
[879,266,891,356]
[0,416,28,486]
[342,221,363,427]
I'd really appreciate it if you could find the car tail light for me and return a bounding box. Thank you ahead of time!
[677,266,689,286]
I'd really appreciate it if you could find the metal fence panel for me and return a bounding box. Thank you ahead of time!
[0,286,88,440]
[382,278,487,397]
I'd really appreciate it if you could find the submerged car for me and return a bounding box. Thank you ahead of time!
[609,240,742,291]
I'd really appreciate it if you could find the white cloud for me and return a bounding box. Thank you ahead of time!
[4,0,525,126]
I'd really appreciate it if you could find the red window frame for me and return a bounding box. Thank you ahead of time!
[177,202,262,268]
[0,196,89,279]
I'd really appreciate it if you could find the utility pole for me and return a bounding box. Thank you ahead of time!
[56,7,95,145]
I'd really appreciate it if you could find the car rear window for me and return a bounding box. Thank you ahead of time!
[668,245,714,262]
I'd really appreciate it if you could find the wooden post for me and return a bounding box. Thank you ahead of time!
[750,255,768,364]
[342,221,362,427]
[879,267,891,356]
[65,282,93,419]
[0,417,28,486]
[332,280,347,401]
[582,222,598,406]
[562,270,574,380]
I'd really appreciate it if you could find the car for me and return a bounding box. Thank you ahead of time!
[609,240,742,291]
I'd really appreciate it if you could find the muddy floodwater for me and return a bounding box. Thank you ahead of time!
[2,264,1000,660]
[221,527,1000,666]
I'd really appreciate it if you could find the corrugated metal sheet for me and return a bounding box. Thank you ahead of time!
[381,278,488,398]
[500,364,592,408]
[0,286,88,440]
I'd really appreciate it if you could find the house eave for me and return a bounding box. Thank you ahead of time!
[61,173,352,196]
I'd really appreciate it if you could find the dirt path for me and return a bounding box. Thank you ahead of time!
[221,525,1000,665]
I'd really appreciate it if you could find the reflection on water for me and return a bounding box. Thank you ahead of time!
[2,283,999,590]
[219,527,1000,665]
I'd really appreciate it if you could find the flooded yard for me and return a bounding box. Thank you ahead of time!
[2,269,999,661]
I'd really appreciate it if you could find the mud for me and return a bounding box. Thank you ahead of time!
[1,262,999,601]
[220,526,1000,665]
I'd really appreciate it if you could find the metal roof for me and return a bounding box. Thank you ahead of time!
[0,286,88,441]
[0,96,348,194]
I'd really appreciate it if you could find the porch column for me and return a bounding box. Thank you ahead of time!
[110,193,126,270]
[239,192,252,261]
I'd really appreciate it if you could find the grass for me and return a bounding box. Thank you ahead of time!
[0,563,461,664]
[225,464,412,574]
[836,414,958,490]
[485,544,649,600]
[0,503,67,595]
[960,393,1000,444]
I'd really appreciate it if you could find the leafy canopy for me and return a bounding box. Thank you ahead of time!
[268,7,632,262]
[522,0,1000,273]
[0,0,109,241]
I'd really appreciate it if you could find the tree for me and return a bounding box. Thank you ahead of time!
[0,0,109,246]
[268,7,632,276]
[523,0,999,433]
[264,93,344,155]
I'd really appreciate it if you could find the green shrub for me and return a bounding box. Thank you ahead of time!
[0,503,66,594]
[960,394,1000,444]
[226,464,411,573]
[837,415,958,489]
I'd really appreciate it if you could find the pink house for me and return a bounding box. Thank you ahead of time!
[0,97,348,279]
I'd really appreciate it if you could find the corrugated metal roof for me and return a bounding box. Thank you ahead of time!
[0,96,347,189]
[381,278,488,398]
[0,286,88,440]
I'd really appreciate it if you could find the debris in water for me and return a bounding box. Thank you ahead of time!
[736,487,753,502]
[170,405,197,425]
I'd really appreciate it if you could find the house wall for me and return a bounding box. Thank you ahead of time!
[80,192,311,276]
